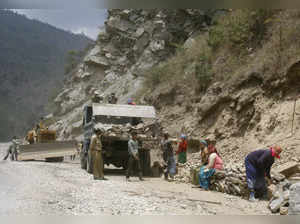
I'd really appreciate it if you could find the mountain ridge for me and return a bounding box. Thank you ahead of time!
[0,10,93,141]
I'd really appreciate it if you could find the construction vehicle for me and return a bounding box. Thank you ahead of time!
[18,127,76,162]
[81,103,157,176]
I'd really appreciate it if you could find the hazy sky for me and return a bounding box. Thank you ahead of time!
[13,9,107,40]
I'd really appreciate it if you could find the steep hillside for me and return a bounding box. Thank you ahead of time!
[139,10,300,166]
[50,10,300,166]
[0,10,93,141]
[48,9,218,139]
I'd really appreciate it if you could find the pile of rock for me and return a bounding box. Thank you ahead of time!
[94,120,160,140]
[175,155,300,206]
[268,162,300,215]
[210,165,248,197]
[268,182,300,215]
[268,180,291,215]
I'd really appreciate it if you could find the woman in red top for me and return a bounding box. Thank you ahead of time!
[176,135,187,164]
[198,144,223,190]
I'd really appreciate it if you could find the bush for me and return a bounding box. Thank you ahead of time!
[195,52,213,92]
[144,65,166,90]
[208,24,225,50]
[208,10,275,53]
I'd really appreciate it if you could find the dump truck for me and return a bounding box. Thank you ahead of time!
[81,103,157,176]
[18,128,76,162]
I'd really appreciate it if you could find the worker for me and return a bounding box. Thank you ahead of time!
[39,117,45,130]
[26,129,36,144]
[176,134,188,164]
[127,98,142,126]
[198,144,223,190]
[161,132,176,181]
[199,139,209,165]
[92,91,103,103]
[126,131,144,181]
[245,146,282,202]
[127,98,136,105]
[108,92,118,104]
[90,128,107,180]
[3,136,18,161]
[3,146,11,161]
[77,141,83,155]
[3,137,16,160]
[71,141,83,160]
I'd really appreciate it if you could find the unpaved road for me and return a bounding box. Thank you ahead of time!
[0,143,270,215]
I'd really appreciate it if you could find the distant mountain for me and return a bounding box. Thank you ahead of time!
[0,10,93,141]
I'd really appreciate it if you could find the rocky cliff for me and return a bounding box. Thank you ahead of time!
[50,9,300,167]
[49,9,219,139]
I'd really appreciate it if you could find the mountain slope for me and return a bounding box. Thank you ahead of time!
[49,9,300,167]
[0,10,93,141]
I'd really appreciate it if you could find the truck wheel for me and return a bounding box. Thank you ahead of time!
[87,151,93,174]
[55,157,64,162]
[46,157,64,162]
[122,160,128,170]
[143,150,151,176]
[80,152,87,170]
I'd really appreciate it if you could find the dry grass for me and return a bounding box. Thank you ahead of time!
[138,9,300,101]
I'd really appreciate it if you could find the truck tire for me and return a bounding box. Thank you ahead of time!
[87,151,93,174]
[142,150,151,176]
[56,157,64,162]
[122,160,128,170]
[45,157,64,162]
[80,152,87,170]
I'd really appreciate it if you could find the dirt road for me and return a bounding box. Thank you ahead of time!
[0,143,270,215]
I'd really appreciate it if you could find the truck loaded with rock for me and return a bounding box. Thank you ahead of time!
[80,103,159,176]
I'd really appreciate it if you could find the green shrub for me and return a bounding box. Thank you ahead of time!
[144,65,166,89]
[195,53,213,91]
[208,25,225,50]
[208,10,275,52]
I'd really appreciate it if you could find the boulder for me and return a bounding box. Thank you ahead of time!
[269,196,284,213]
[272,172,286,182]
[280,206,288,215]
[288,183,300,215]
[84,55,110,67]
[274,162,300,178]
[267,184,277,200]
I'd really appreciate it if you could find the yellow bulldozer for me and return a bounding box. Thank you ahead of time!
[18,126,76,162]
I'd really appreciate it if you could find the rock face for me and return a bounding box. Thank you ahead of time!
[288,183,300,215]
[50,9,218,139]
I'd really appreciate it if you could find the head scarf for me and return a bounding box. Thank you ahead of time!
[208,144,220,157]
[270,147,281,159]
[200,140,208,147]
